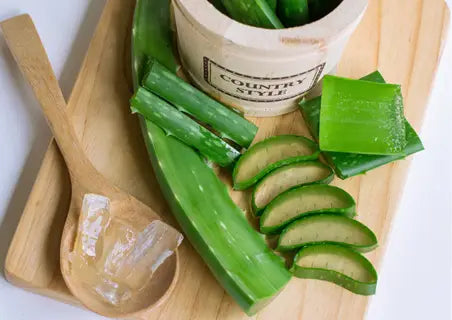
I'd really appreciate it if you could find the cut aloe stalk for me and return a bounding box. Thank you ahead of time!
[132,0,291,315]
[308,0,343,21]
[277,0,310,27]
[299,71,424,179]
[131,87,240,167]
[142,59,257,148]
[319,75,406,155]
[208,0,228,14]
[277,214,378,252]
[260,185,355,234]
[221,0,284,29]
[233,135,320,190]
[267,0,277,11]
[291,244,378,295]
[252,161,333,214]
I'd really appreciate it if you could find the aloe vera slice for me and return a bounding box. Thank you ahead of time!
[221,0,284,29]
[291,244,378,295]
[252,161,333,214]
[299,71,424,179]
[233,135,320,190]
[277,0,310,27]
[260,185,355,234]
[277,214,377,252]
[319,75,406,155]
[132,0,291,315]
[131,88,240,167]
[142,59,257,148]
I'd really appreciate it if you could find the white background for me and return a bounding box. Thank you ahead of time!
[0,1,450,319]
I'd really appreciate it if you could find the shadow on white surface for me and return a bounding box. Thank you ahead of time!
[0,0,106,278]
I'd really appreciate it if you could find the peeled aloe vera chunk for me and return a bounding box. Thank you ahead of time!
[252,161,333,214]
[277,214,378,252]
[142,59,257,148]
[299,71,424,179]
[221,0,284,29]
[233,135,320,190]
[260,185,355,234]
[291,244,378,296]
[131,87,240,167]
[278,0,310,27]
[319,75,406,155]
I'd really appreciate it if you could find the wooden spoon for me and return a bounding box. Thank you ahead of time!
[1,14,180,319]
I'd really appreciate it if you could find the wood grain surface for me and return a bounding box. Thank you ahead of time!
[4,0,450,319]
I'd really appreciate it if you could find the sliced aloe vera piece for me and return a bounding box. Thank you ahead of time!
[260,185,355,234]
[233,135,320,190]
[277,0,310,27]
[221,0,284,29]
[319,75,406,155]
[142,59,257,148]
[131,88,240,167]
[252,161,333,214]
[299,71,424,179]
[277,214,377,252]
[291,244,378,296]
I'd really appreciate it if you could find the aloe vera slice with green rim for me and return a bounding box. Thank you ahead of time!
[319,75,406,155]
[142,59,257,148]
[291,244,378,296]
[260,185,355,234]
[252,161,333,215]
[131,88,240,167]
[299,71,424,179]
[233,135,320,190]
[221,0,284,29]
[277,0,310,27]
[132,0,291,315]
[277,214,378,252]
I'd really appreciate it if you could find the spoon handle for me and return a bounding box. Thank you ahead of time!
[1,14,97,179]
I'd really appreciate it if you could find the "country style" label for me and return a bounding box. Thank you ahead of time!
[203,57,325,103]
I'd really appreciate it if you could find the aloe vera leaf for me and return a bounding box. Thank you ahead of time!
[277,0,310,27]
[252,161,333,214]
[299,71,424,179]
[291,243,378,295]
[233,135,320,191]
[221,0,284,29]
[319,75,406,155]
[142,59,257,148]
[277,214,378,252]
[260,184,356,234]
[132,0,291,315]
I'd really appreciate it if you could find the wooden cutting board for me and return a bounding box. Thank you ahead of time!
[4,0,449,319]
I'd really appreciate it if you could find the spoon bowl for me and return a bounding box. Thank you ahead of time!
[1,14,180,319]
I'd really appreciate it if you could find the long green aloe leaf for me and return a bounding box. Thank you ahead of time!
[221,0,284,29]
[132,0,291,315]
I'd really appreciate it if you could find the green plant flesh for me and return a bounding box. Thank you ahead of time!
[233,135,320,190]
[208,0,228,14]
[131,88,240,167]
[291,244,378,295]
[308,0,343,21]
[132,0,291,315]
[221,0,284,29]
[252,161,333,214]
[277,214,378,252]
[319,75,406,155]
[299,71,424,179]
[260,185,355,234]
[142,59,257,148]
[277,0,310,27]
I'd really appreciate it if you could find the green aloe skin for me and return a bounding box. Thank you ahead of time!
[221,0,284,29]
[299,71,424,179]
[278,0,310,27]
[131,0,291,315]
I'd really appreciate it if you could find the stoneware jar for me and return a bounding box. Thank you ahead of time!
[172,0,368,117]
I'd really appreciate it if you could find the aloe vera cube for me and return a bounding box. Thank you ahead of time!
[299,71,424,179]
[221,0,284,29]
[319,75,406,155]
[277,0,310,27]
